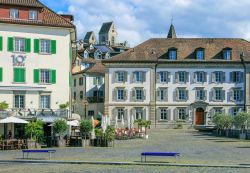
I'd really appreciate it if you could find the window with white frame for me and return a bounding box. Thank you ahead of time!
[178,71,186,83]
[40,69,50,83]
[14,95,25,108]
[158,88,167,101]
[231,71,242,83]
[40,39,51,54]
[117,89,124,100]
[135,71,143,82]
[135,107,143,119]
[40,95,50,109]
[233,89,242,102]
[79,77,83,86]
[178,88,187,101]
[29,10,38,20]
[10,9,19,19]
[117,108,124,120]
[215,88,223,101]
[214,107,223,115]
[160,71,168,83]
[231,107,241,116]
[196,50,204,60]
[169,50,177,60]
[196,89,206,101]
[117,71,125,82]
[135,89,143,100]
[223,49,231,60]
[196,72,205,83]
[14,38,25,52]
[178,108,187,120]
[160,108,168,120]
[214,71,224,83]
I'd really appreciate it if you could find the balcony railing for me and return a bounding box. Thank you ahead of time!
[87,96,104,103]
[0,109,69,119]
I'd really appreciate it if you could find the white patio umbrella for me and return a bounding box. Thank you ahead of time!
[91,116,96,139]
[131,114,134,129]
[0,116,29,124]
[106,115,111,126]
[127,114,131,129]
[67,120,79,126]
[101,115,107,133]
[0,116,28,139]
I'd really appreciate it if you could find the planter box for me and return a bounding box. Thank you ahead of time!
[81,139,90,147]
[57,139,66,147]
[239,133,246,140]
[90,138,113,147]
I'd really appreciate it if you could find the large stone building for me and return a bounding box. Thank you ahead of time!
[98,21,117,46]
[103,24,250,128]
[0,0,76,138]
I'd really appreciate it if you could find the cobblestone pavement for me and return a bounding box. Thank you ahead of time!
[0,129,250,172]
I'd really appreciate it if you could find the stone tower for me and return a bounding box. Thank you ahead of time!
[99,21,117,46]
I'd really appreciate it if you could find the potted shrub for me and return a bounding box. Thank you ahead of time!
[80,120,93,147]
[25,120,44,148]
[93,128,103,147]
[53,119,68,147]
[59,102,69,109]
[105,126,115,147]
[233,112,250,140]
[212,113,233,136]
[0,101,8,111]
[142,120,151,139]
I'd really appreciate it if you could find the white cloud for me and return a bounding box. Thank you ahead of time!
[60,0,250,46]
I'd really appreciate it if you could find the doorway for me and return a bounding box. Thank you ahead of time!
[195,108,205,125]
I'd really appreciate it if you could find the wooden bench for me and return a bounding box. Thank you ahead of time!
[141,152,180,162]
[22,150,56,160]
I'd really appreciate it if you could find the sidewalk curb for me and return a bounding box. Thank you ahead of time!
[0,160,250,169]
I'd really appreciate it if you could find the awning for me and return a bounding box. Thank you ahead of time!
[0,116,29,124]
[37,116,62,123]
[67,120,79,126]
[0,86,46,91]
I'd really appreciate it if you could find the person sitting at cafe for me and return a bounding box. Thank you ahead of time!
[8,131,12,140]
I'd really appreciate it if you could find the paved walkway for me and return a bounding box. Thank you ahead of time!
[0,129,250,172]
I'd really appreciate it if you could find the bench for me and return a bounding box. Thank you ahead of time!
[141,152,180,162]
[22,150,56,160]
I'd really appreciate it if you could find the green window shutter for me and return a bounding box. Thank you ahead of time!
[51,70,56,84]
[0,36,3,51]
[51,40,56,54]
[0,68,2,82]
[34,69,40,83]
[25,38,31,52]
[14,68,25,82]
[34,39,40,53]
[8,37,14,52]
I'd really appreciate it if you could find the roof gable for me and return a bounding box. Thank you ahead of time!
[99,21,113,34]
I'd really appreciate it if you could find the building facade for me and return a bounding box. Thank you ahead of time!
[103,25,250,128]
[0,0,76,138]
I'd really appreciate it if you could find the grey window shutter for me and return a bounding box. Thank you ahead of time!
[157,72,160,83]
[112,89,117,101]
[124,89,127,101]
[157,108,161,120]
[222,72,226,82]
[175,88,179,101]
[143,108,146,120]
[143,72,146,82]
[167,109,171,120]
[124,71,128,82]
[167,72,171,83]
[174,108,178,120]
[192,72,196,83]
[131,89,135,101]
[133,72,136,83]
[204,90,207,100]
[229,89,233,101]
[240,72,244,83]
[222,90,225,101]
[157,89,160,101]
[210,108,215,117]
[112,108,118,117]
[240,90,243,101]
[185,72,189,83]
[143,89,146,100]
[185,108,189,120]
[211,72,215,83]
[175,72,178,83]
[114,72,119,83]
[164,88,168,101]
[230,72,233,82]
[185,90,189,100]
[195,90,198,101]
[211,89,215,101]
[204,72,207,82]
[124,109,128,121]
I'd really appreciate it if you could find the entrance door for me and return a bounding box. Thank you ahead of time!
[195,108,205,125]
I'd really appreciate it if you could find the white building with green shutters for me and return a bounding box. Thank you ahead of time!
[0,0,76,138]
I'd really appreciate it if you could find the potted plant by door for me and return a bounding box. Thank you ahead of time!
[25,120,44,148]
[80,120,93,147]
[105,126,115,147]
[53,119,68,147]
[233,112,250,140]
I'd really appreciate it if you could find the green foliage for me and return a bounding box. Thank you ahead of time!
[80,120,93,137]
[212,113,233,130]
[134,119,151,127]
[0,101,9,110]
[53,119,68,138]
[105,126,115,141]
[25,120,44,142]
[59,102,69,109]
[233,112,250,132]
[95,128,103,138]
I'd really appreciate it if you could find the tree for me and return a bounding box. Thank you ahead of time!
[212,113,233,135]
[105,126,115,141]
[0,101,9,111]
[80,120,93,147]
[59,102,69,109]
[25,120,44,142]
[234,112,250,134]
[53,119,68,139]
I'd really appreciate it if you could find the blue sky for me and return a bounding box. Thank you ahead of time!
[40,0,250,46]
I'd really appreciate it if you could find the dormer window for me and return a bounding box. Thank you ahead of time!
[196,49,204,60]
[223,49,232,60]
[168,49,177,60]
[29,10,38,20]
[10,9,19,19]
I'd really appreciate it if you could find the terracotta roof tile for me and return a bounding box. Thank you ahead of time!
[0,0,43,7]
[73,59,105,75]
[104,38,250,63]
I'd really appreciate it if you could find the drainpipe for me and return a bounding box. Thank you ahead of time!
[240,52,246,112]
[154,63,157,128]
